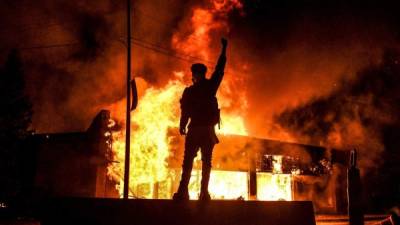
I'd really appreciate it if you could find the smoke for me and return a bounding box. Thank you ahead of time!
[226,1,400,140]
[0,0,196,132]
[1,0,400,143]
[273,49,400,210]
[275,48,400,172]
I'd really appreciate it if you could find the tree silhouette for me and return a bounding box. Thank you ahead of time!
[0,49,32,201]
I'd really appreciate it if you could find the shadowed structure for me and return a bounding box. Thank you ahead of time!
[38,198,316,225]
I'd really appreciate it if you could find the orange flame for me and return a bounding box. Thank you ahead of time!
[257,156,293,201]
[107,0,292,200]
[107,72,247,198]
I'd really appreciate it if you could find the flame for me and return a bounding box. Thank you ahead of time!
[257,156,293,201]
[256,173,292,201]
[272,155,283,174]
[107,0,292,201]
[172,0,243,61]
[107,72,247,198]
[188,169,248,200]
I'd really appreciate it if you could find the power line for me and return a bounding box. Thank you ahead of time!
[7,39,216,69]
[13,37,213,65]
[0,5,210,46]
[13,39,230,74]
[131,40,235,75]
[7,37,230,73]
[0,7,214,63]
[132,40,202,64]
[3,38,238,76]
[0,42,76,53]
[131,37,214,65]
[18,42,79,50]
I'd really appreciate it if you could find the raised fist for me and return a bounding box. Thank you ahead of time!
[179,126,186,135]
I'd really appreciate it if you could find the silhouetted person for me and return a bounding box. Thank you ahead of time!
[173,38,227,201]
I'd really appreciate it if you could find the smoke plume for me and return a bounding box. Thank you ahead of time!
[1,0,399,144]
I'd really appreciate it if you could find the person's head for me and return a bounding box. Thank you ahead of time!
[191,63,207,83]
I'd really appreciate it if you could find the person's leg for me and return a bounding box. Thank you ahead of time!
[174,137,198,200]
[199,142,214,200]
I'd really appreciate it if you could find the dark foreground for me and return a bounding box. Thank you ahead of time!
[37,198,315,225]
[1,198,392,225]
[0,215,390,225]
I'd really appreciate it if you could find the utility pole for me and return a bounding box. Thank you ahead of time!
[348,149,364,225]
[123,0,132,199]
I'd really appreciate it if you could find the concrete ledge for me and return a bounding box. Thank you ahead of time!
[39,198,315,225]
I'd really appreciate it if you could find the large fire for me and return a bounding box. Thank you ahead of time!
[106,0,293,200]
[106,72,249,199]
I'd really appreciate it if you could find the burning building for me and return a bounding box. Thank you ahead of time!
[107,123,348,214]
[28,109,349,214]
[4,0,399,219]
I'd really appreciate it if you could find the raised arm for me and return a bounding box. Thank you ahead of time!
[210,38,228,93]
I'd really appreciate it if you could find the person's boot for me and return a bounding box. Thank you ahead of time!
[173,188,189,202]
[173,192,189,202]
[199,191,211,201]
[200,164,211,201]
[173,164,192,202]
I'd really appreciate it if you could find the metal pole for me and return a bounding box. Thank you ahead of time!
[348,149,364,225]
[123,0,132,199]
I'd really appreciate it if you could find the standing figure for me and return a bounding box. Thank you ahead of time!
[173,38,228,201]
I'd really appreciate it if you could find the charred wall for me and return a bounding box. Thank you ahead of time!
[24,110,116,198]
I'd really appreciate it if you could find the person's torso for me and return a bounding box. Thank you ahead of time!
[184,80,219,127]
